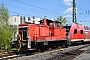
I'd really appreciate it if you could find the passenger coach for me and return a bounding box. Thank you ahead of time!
[63,22,90,44]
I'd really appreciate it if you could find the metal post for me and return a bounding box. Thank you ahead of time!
[72,0,77,23]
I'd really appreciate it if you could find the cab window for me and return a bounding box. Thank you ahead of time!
[74,29,77,34]
[80,30,83,34]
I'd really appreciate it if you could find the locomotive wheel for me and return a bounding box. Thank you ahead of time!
[48,48,52,50]
[38,49,43,52]
[38,47,44,52]
[37,44,44,52]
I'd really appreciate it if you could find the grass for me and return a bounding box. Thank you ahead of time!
[0,48,17,52]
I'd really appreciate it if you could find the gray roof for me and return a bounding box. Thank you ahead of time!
[63,22,83,26]
[63,22,74,26]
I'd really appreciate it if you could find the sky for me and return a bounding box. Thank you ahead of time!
[0,0,90,25]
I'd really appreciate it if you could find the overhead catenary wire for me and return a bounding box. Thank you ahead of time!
[14,0,62,15]
[38,0,64,8]
[77,5,86,12]
[76,5,90,15]
[9,11,32,16]
[38,0,58,7]
[78,0,90,8]
[9,11,59,22]
[5,4,60,16]
[9,11,43,19]
[78,0,90,15]
[76,5,90,22]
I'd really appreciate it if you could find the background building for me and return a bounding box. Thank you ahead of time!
[8,15,41,26]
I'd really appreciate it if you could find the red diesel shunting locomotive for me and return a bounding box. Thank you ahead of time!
[12,18,67,51]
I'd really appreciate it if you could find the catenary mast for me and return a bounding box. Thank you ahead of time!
[72,0,77,23]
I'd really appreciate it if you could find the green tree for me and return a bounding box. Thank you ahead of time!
[0,3,9,25]
[0,4,13,50]
[56,16,67,25]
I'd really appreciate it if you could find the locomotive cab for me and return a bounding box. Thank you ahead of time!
[17,26,29,51]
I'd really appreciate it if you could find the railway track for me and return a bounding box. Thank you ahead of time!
[0,51,20,60]
[47,44,90,60]
[0,49,41,60]
[0,44,90,60]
